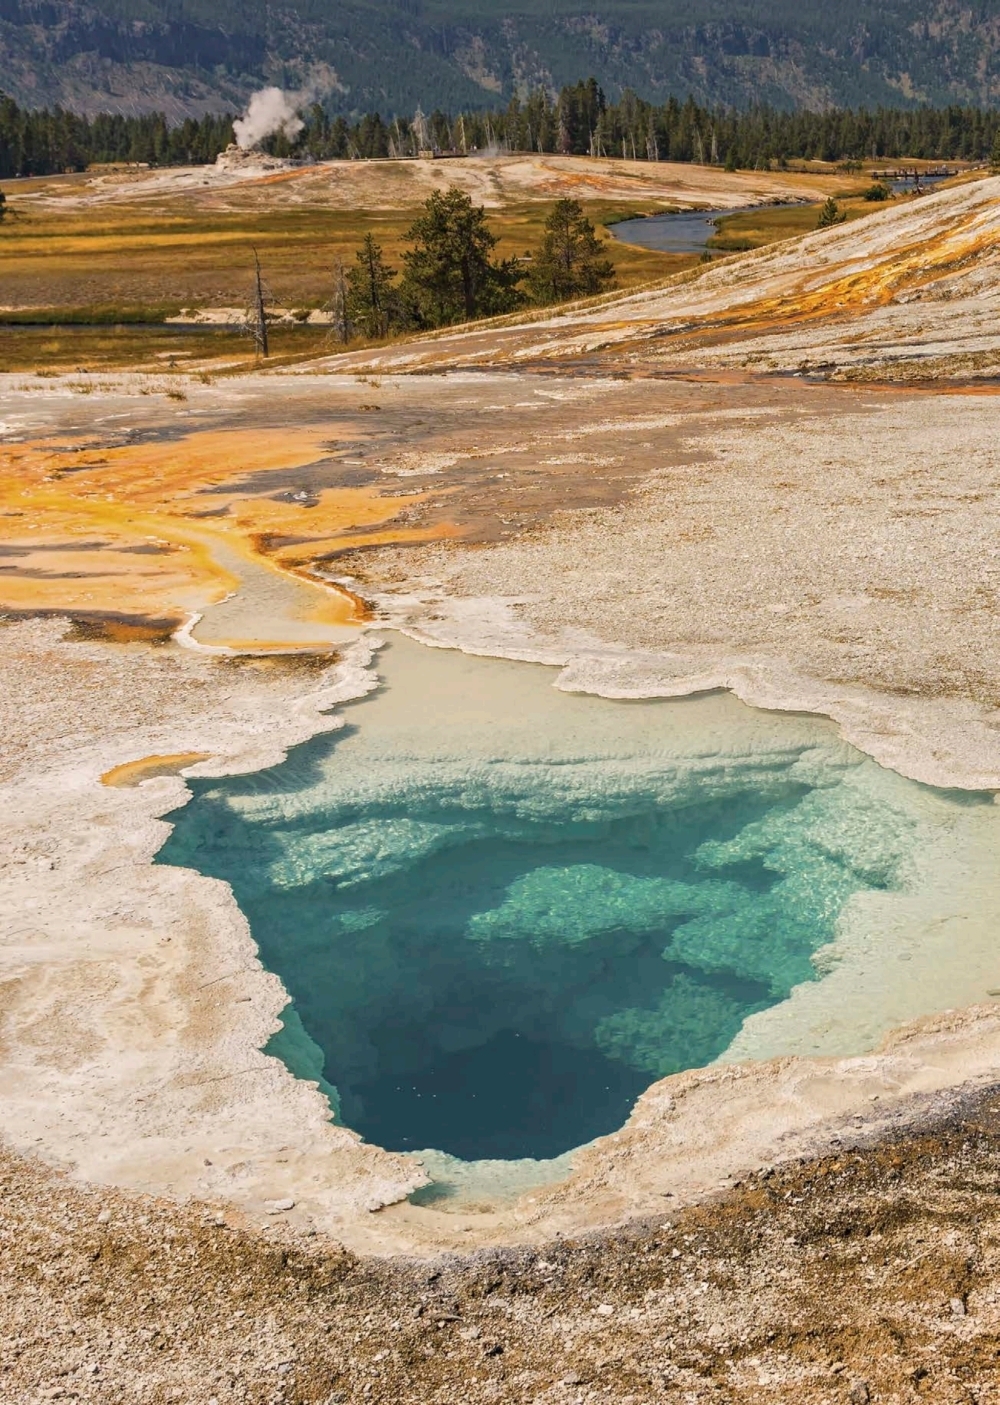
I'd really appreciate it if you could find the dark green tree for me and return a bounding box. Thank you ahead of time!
[528,198,616,305]
[345,234,396,338]
[0,188,6,222]
[400,186,523,327]
[4,88,1000,183]
[816,196,848,228]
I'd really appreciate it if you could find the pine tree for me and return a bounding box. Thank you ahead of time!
[345,234,396,338]
[400,186,523,327]
[528,199,616,305]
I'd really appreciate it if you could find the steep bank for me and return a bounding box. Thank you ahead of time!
[4,1081,1000,1403]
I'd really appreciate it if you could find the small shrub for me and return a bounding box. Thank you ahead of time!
[863,182,891,202]
[817,197,848,228]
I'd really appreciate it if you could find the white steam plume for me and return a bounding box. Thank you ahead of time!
[233,87,306,151]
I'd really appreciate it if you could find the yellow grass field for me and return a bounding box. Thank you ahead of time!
[0,152,878,373]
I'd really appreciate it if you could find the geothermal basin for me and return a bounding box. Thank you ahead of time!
[156,634,1000,1204]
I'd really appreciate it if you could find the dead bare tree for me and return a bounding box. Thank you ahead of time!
[243,249,272,359]
[325,260,352,345]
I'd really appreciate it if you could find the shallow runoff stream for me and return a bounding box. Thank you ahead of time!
[158,636,1000,1191]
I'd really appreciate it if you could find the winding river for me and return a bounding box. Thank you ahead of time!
[609,176,953,255]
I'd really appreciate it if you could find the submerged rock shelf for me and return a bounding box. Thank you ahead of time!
[157,635,1000,1169]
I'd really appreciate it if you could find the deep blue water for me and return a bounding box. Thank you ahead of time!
[156,639,921,1163]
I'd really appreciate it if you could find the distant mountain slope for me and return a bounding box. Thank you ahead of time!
[3,0,1000,118]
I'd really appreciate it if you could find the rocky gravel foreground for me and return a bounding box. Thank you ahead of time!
[5,1087,1000,1404]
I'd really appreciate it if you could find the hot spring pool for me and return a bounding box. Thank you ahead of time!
[157,636,1000,1175]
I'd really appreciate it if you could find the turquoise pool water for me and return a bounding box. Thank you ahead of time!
[157,635,999,1166]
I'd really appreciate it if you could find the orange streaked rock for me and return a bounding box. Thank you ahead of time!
[0,425,457,645]
[101,752,212,787]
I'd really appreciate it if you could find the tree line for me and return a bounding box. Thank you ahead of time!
[306,85,1000,168]
[3,82,1000,180]
[0,98,233,178]
[328,190,615,340]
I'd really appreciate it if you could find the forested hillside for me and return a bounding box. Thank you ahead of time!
[3,0,1000,119]
[3,83,998,178]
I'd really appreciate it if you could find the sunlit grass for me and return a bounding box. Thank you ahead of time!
[0,170,872,372]
[0,190,694,370]
[709,195,895,251]
[0,323,332,374]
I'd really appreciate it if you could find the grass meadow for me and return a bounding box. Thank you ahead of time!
[0,165,895,373]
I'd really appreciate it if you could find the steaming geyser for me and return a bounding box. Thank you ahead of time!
[157,637,1000,1169]
[233,86,305,150]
